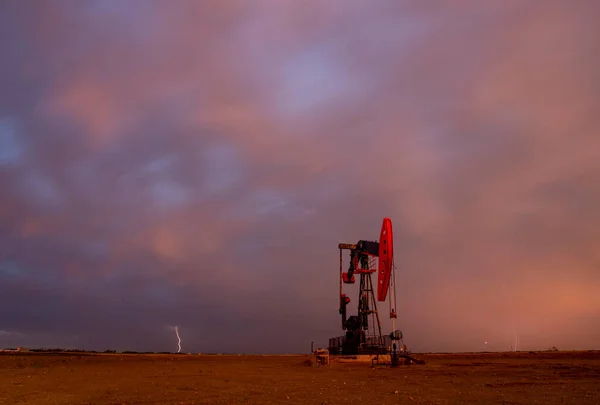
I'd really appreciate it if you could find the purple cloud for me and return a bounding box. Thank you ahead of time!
[1,0,599,353]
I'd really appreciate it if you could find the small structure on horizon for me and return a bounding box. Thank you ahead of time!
[314,348,329,366]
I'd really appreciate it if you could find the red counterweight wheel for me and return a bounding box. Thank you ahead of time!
[377,217,393,302]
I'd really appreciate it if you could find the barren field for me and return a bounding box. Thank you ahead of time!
[1,351,599,404]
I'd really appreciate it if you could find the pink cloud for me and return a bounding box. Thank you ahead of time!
[1,0,599,352]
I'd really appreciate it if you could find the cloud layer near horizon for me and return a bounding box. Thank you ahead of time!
[1,0,599,353]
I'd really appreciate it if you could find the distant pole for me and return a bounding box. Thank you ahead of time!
[339,248,342,302]
[311,341,314,353]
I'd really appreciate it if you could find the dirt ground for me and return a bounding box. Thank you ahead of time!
[1,351,599,405]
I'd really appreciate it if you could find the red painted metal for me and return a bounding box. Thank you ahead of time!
[377,217,394,301]
[342,272,355,284]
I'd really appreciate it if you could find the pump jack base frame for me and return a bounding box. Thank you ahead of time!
[371,352,426,367]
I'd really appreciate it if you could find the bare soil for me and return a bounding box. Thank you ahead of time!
[1,351,599,404]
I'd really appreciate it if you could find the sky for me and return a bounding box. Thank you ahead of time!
[1,0,599,354]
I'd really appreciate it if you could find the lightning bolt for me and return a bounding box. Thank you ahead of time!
[175,325,181,353]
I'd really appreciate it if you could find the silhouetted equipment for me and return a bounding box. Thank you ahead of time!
[328,217,417,367]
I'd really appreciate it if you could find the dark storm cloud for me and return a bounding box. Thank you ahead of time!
[1,0,599,353]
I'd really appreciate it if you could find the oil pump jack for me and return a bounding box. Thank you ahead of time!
[328,217,406,365]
